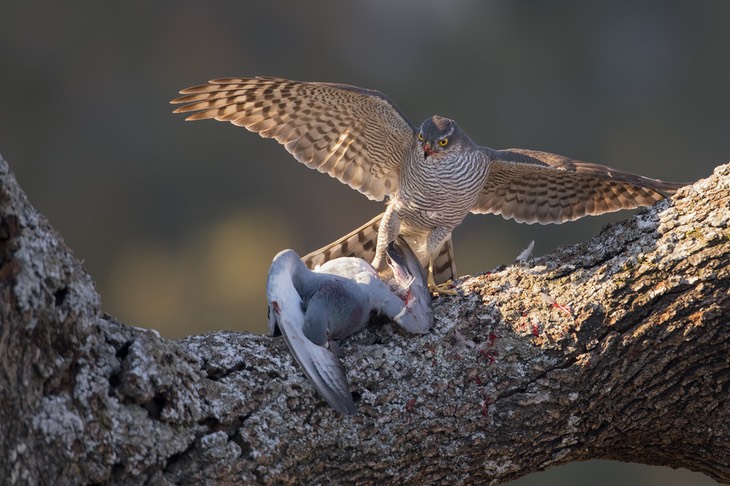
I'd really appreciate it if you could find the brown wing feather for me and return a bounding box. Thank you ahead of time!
[171,77,416,201]
[473,148,686,224]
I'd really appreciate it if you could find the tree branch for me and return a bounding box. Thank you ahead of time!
[1,153,728,485]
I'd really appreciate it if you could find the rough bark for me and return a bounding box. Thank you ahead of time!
[0,152,728,486]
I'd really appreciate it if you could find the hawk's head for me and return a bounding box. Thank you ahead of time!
[417,115,468,159]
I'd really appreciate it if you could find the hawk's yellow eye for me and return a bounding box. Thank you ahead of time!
[418,133,423,141]
[439,138,449,146]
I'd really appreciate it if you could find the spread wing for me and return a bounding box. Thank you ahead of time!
[266,250,356,415]
[172,77,417,201]
[473,148,686,224]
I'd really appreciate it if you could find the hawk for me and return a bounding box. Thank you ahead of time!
[172,77,684,284]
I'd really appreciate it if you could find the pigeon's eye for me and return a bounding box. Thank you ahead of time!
[418,133,424,141]
[439,138,449,147]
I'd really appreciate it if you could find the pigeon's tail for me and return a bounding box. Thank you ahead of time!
[301,212,457,285]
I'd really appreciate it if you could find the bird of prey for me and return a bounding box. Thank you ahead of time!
[172,77,684,284]
[266,237,432,415]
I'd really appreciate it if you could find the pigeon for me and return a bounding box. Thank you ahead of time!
[266,237,432,415]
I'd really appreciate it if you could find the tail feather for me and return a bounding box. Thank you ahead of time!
[302,212,457,285]
[431,238,457,285]
[302,214,382,269]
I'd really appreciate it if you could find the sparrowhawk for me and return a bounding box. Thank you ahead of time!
[172,77,685,284]
[266,237,432,415]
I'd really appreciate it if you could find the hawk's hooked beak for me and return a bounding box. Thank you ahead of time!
[423,142,433,159]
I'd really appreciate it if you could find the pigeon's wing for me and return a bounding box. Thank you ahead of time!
[282,329,356,416]
[266,250,356,415]
[382,237,433,334]
[473,148,686,224]
[172,77,417,201]
[386,237,429,291]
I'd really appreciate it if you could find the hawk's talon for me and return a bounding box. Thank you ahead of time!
[430,279,457,296]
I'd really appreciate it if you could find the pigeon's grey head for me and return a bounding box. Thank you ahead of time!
[302,289,336,346]
[302,282,362,345]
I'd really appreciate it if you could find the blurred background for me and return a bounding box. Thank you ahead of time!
[0,2,725,484]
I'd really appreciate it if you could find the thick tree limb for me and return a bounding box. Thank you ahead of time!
[1,153,728,485]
